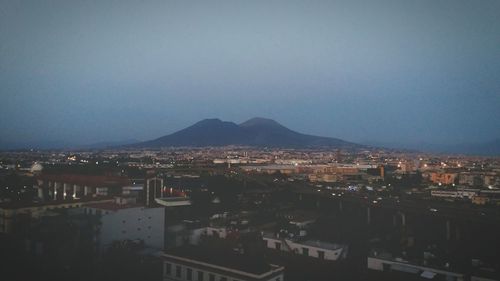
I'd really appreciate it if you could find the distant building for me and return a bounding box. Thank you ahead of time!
[459,173,483,187]
[429,172,458,185]
[430,189,478,199]
[240,165,298,175]
[35,173,131,201]
[262,232,348,261]
[30,163,43,174]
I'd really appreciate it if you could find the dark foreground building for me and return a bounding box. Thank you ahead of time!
[162,245,284,281]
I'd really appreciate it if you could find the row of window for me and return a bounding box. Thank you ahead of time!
[119,226,153,232]
[122,216,153,223]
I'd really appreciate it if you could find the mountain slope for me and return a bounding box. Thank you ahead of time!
[239,117,352,147]
[131,117,364,149]
[136,119,250,147]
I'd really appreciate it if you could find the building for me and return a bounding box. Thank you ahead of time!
[162,245,284,281]
[429,172,458,185]
[471,195,490,205]
[35,173,131,201]
[367,251,465,281]
[85,196,165,250]
[459,173,483,187]
[240,165,298,175]
[430,189,478,199]
[262,232,348,261]
[0,198,114,234]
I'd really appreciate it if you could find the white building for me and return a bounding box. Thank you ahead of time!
[163,246,284,281]
[367,251,465,281]
[262,232,348,261]
[85,197,165,250]
[430,189,479,199]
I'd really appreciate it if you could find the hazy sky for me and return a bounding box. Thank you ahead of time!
[1,0,499,145]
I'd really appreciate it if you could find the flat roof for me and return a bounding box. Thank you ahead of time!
[0,197,114,210]
[85,202,143,211]
[164,245,274,275]
[155,197,191,207]
[301,240,344,250]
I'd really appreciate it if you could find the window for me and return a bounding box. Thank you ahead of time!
[176,265,181,278]
[165,263,171,275]
[220,277,227,281]
[187,268,193,280]
[318,250,325,260]
[209,274,215,281]
[302,247,309,256]
[275,242,281,250]
[197,271,204,281]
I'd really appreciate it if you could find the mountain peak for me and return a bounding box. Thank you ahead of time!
[130,117,362,149]
[195,118,223,125]
[240,117,283,128]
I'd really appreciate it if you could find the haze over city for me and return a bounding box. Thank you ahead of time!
[1,0,500,148]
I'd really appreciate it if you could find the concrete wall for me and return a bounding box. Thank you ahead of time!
[163,259,284,281]
[264,237,345,261]
[92,206,165,250]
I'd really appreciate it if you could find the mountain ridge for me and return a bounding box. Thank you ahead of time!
[130,117,364,149]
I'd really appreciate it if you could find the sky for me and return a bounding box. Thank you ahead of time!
[1,0,499,146]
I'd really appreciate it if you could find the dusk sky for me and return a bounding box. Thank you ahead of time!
[1,0,499,146]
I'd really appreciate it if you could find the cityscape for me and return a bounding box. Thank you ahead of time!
[1,1,500,281]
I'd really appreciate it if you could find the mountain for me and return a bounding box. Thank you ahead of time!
[130,117,364,149]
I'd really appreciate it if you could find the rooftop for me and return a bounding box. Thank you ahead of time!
[0,197,114,210]
[38,173,130,187]
[301,239,344,250]
[164,245,275,275]
[85,201,143,211]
